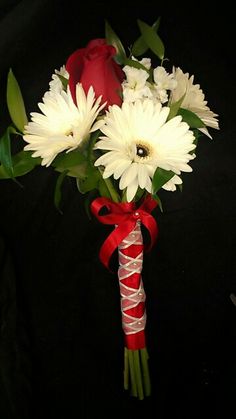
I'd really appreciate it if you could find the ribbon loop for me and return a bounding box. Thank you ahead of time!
[90,194,158,270]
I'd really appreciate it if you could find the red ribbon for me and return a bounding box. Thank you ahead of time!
[90,194,158,270]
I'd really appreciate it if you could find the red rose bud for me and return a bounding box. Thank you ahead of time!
[66,38,124,109]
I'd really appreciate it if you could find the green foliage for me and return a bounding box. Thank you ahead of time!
[76,166,100,194]
[152,193,163,212]
[54,170,68,213]
[177,108,205,129]
[105,20,127,64]
[123,58,150,74]
[6,69,28,133]
[0,126,41,179]
[52,149,86,170]
[152,167,175,194]
[0,127,15,177]
[57,74,68,90]
[132,17,161,57]
[137,19,165,60]
[167,94,186,120]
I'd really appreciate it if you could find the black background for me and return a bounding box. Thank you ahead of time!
[0,1,235,418]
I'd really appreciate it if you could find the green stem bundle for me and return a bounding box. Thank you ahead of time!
[124,347,151,400]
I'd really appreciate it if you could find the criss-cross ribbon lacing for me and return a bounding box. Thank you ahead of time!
[118,222,147,337]
[90,194,158,349]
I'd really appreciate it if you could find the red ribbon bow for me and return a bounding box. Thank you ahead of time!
[90,194,158,270]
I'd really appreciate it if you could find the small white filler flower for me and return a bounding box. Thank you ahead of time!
[122,65,152,103]
[94,99,196,202]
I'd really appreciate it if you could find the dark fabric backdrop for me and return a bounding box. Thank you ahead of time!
[0,1,235,418]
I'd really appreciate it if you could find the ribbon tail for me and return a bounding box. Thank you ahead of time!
[99,220,136,270]
[141,214,158,252]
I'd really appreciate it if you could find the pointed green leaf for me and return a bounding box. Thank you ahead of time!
[54,170,68,214]
[0,150,40,179]
[88,129,102,161]
[12,150,41,177]
[52,149,86,169]
[76,167,100,193]
[153,194,163,212]
[97,177,113,200]
[178,108,205,129]
[0,127,14,177]
[133,187,145,203]
[167,93,186,120]
[123,58,150,74]
[105,20,127,64]
[152,168,175,194]
[137,19,165,60]
[7,69,28,133]
[57,74,68,90]
[192,129,202,149]
[177,183,183,192]
[132,17,161,57]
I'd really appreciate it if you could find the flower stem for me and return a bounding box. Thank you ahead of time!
[140,348,151,396]
[134,350,144,400]
[128,349,138,397]
[98,167,120,202]
[124,348,151,399]
[124,348,129,390]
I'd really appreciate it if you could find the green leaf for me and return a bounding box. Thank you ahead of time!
[54,170,68,214]
[87,129,102,162]
[178,108,205,129]
[152,193,163,212]
[123,58,150,74]
[192,128,201,149]
[52,149,86,169]
[83,191,98,220]
[137,19,165,60]
[167,93,186,120]
[105,20,127,64]
[97,177,113,200]
[57,74,68,90]
[0,150,41,179]
[7,69,28,133]
[177,183,183,192]
[0,126,15,177]
[152,167,175,194]
[76,167,100,194]
[132,17,161,57]
[13,152,40,175]
[12,151,41,176]
[133,187,145,203]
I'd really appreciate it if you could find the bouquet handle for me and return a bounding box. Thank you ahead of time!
[118,221,151,399]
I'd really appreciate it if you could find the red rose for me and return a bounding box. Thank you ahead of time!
[66,38,124,109]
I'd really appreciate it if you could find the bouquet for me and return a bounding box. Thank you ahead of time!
[0,17,219,400]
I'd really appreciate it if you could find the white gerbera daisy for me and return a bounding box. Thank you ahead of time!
[94,99,196,202]
[23,83,105,166]
[49,65,69,93]
[171,67,219,138]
